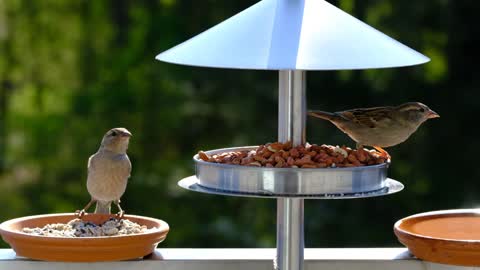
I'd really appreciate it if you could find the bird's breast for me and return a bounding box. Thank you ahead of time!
[87,154,130,201]
[348,126,416,147]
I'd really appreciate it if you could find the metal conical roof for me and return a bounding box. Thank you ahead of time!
[156,0,429,70]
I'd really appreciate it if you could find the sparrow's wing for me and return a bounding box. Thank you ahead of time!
[122,155,132,179]
[87,154,96,173]
[338,107,394,128]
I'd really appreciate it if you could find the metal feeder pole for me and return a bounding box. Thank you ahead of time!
[276,70,306,270]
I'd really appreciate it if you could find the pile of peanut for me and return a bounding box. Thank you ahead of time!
[198,142,388,168]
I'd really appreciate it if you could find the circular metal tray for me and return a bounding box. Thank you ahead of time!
[179,176,403,199]
[190,146,403,198]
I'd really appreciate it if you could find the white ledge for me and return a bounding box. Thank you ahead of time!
[0,248,477,270]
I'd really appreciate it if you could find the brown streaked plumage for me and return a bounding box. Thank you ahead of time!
[308,102,439,157]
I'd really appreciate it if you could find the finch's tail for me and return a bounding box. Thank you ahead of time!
[308,110,338,121]
[94,201,111,214]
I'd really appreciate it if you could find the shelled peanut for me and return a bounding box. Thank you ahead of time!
[197,142,388,168]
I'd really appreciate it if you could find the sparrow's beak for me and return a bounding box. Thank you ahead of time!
[120,130,132,137]
[427,110,440,119]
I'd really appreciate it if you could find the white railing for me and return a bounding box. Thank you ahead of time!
[0,248,475,270]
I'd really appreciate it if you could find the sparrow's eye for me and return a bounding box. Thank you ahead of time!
[111,131,117,136]
[419,108,425,113]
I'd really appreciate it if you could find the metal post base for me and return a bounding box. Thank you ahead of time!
[275,198,304,270]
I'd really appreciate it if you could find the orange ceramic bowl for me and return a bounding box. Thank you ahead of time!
[0,213,169,262]
[394,209,480,266]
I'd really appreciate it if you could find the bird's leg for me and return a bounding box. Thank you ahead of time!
[114,200,125,219]
[373,146,391,161]
[75,199,95,218]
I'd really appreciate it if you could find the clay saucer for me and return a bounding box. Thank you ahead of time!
[394,209,480,266]
[0,213,169,262]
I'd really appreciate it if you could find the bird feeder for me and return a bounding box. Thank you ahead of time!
[156,0,429,269]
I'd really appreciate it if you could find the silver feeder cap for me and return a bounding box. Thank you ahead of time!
[156,0,429,70]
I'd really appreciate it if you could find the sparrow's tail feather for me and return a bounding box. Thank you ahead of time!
[94,201,111,214]
[308,110,338,121]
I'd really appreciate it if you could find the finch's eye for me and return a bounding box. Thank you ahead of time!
[111,131,117,136]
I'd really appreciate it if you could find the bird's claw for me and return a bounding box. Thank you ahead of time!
[379,151,391,162]
[115,210,125,220]
[75,209,86,218]
[373,146,391,162]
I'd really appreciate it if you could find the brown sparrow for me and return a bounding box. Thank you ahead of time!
[308,102,439,158]
[76,128,132,218]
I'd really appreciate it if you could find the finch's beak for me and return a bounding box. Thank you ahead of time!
[427,110,440,119]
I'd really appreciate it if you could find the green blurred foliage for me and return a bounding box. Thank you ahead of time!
[0,0,478,248]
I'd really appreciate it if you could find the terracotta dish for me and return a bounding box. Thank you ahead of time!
[0,213,169,262]
[394,209,480,266]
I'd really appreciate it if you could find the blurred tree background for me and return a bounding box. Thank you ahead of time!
[0,0,478,248]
